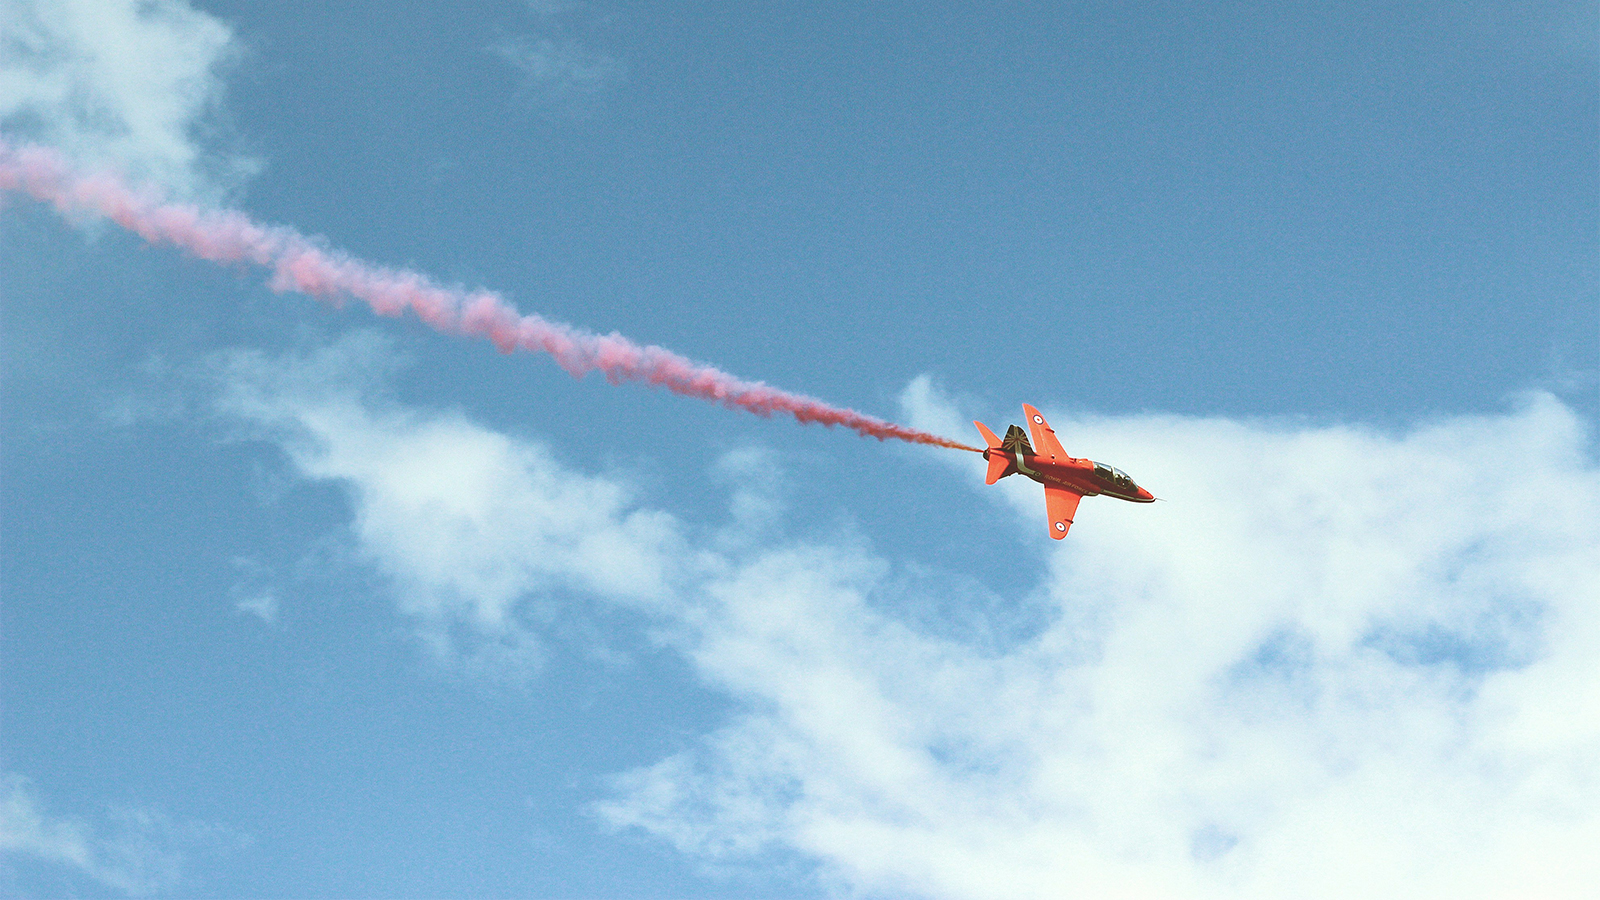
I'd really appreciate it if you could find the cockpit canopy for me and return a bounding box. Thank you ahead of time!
[1092,461,1137,489]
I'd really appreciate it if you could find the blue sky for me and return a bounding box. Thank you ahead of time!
[2,1,1597,897]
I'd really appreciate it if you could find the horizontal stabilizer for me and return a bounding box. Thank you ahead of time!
[974,421,1002,450]
[985,451,1012,484]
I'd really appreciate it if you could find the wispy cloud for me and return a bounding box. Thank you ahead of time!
[0,772,240,896]
[229,556,280,624]
[232,589,279,624]
[210,339,1600,896]
[209,332,684,677]
[491,36,626,102]
[0,0,255,198]
[488,2,626,113]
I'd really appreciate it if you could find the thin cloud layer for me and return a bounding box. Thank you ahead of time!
[491,36,626,102]
[0,772,233,896]
[0,0,253,198]
[212,342,1599,898]
[488,1,626,113]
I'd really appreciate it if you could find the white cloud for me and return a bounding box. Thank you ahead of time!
[208,341,1600,897]
[227,555,279,624]
[233,589,278,624]
[0,772,234,896]
[489,1,626,113]
[599,387,1600,899]
[211,333,685,675]
[491,36,626,101]
[0,0,254,197]
[709,445,790,550]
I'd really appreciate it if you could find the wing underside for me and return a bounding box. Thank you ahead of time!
[1042,485,1083,539]
[1022,403,1069,461]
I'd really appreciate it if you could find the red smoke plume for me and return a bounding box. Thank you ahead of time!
[0,140,979,452]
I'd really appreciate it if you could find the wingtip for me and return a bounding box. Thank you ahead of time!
[1021,403,1053,432]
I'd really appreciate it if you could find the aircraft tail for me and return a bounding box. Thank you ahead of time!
[974,421,1014,485]
[974,421,1002,450]
[1001,425,1034,456]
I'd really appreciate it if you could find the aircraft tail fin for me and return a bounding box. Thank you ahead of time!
[1001,425,1034,456]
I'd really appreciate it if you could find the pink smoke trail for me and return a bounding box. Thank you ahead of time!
[0,139,980,453]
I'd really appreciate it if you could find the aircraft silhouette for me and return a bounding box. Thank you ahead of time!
[974,404,1155,538]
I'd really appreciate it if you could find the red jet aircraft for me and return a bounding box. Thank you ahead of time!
[974,404,1155,538]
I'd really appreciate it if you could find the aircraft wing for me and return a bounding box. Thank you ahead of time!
[1022,404,1069,461]
[1042,484,1083,539]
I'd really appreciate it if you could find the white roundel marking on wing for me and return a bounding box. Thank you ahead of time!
[1033,414,1044,424]
[1055,521,1066,532]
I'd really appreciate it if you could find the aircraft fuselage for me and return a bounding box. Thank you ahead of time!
[987,449,1156,504]
[974,406,1155,538]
